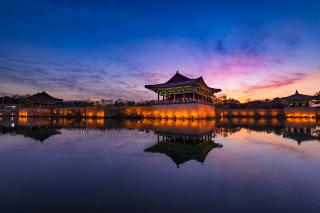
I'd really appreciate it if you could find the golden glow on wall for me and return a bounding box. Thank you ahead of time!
[18,111,28,117]
[216,109,283,118]
[15,106,320,119]
[18,116,28,124]
[120,103,215,119]
[285,108,316,118]
[54,108,105,118]
[120,118,216,134]
[286,117,316,126]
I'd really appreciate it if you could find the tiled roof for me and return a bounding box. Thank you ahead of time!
[145,71,221,93]
[282,90,314,101]
[25,91,63,103]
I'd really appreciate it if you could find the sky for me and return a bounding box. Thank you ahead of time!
[0,0,319,102]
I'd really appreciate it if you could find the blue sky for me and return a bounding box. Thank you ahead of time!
[0,0,319,101]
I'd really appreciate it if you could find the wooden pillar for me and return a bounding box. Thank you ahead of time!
[158,94,159,102]
[183,93,185,102]
[193,92,195,100]
[174,94,176,102]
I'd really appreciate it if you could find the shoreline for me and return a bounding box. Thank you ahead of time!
[1,105,319,119]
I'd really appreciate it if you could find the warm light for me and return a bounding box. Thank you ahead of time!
[18,117,27,124]
[19,111,28,117]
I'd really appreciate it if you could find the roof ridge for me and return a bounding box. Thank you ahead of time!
[166,71,191,83]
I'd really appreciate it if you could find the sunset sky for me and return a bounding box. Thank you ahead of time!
[0,0,319,102]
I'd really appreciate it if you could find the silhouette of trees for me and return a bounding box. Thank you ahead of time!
[214,95,241,108]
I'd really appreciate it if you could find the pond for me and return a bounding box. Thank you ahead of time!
[0,117,319,213]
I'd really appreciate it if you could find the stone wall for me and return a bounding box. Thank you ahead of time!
[15,106,320,118]
[215,108,284,118]
[119,103,215,119]
[17,103,216,119]
[284,107,316,118]
[19,108,51,117]
[18,106,118,118]
[52,107,117,118]
[216,108,319,118]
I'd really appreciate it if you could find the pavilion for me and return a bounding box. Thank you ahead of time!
[145,71,221,103]
[24,91,63,108]
[281,90,314,107]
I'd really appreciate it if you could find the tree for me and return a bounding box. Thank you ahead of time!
[214,95,241,108]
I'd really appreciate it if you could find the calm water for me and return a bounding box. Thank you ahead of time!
[0,117,319,213]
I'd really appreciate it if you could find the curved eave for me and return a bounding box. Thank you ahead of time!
[145,77,221,93]
[211,88,222,93]
[282,95,314,102]
[197,77,222,93]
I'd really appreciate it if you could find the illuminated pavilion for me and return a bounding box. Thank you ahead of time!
[145,71,221,103]
[282,90,314,107]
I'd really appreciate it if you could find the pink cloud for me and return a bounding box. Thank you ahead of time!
[244,72,307,93]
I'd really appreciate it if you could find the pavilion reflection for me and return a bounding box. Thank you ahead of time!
[284,118,319,145]
[216,117,320,144]
[145,133,222,167]
[144,120,222,167]
[0,117,61,143]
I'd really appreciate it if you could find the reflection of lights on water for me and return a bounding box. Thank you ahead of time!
[11,123,15,128]
[11,117,14,121]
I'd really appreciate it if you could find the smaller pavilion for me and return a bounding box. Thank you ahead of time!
[282,90,314,107]
[24,91,63,108]
[145,71,221,103]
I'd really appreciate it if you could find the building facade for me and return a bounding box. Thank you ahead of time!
[281,90,314,107]
[145,71,221,103]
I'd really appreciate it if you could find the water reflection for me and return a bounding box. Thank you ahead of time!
[1,117,319,144]
[145,128,222,167]
[216,117,320,144]
[0,118,320,144]
[0,117,320,212]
